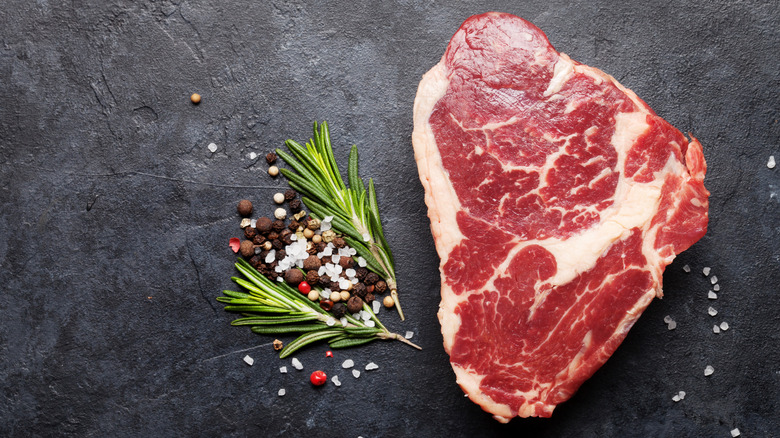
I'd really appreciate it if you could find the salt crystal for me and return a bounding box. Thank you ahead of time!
[345,268,356,278]
[326,317,336,326]
[320,289,330,300]
[731,428,741,437]
[243,355,254,366]
[361,311,372,321]
[279,366,287,374]
[357,257,367,267]
[324,215,334,222]
[405,331,414,339]
[332,375,341,387]
[672,394,681,402]
[365,362,379,371]
[320,221,332,232]
[704,365,714,376]
[277,277,283,282]
[702,267,711,276]
[768,155,776,169]
[338,248,350,257]
[323,247,333,256]
[275,266,283,273]
[207,142,217,153]
[664,315,673,324]
[265,250,276,264]
[340,317,347,327]
[350,278,358,284]
[278,388,285,397]
[250,219,257,228]
[713,284,720,291]
[362,233,370,242]
[713,325,721,334]
[708,291,718,300]
[667,320,677,330]
[682,264,691,273]
[338,278,351,290]
[372,300,381,314]
[708,307,718,316]
[342,359,354,369]
[291,357,303,370]
[348,247,357,256]
[352,369,361,378]
[290,234,297,241]
[318,266,326,276]
[710,275,718,285]
[332,254,341,264]
[720,322,729,331]
[365,320,376,327]
[249,152,257,160]
[678,391,686,400]
[256,247,263,255]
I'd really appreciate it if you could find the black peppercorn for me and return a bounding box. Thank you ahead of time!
[331,302,347,319]
[365,272,380,285]
[276,249,286,261]
[364,293,375,304]
[321,256,332,265]
[289,199,302,212]
[332,237,346,248]
[237,199,253,217]
[244,227,257,239]
[329,281,340,291]
[288,220,299,231]
[265,152,277,164]
[272,239,283,250]
[267,231,279,241]
[306,270,319,285]
[347,296,364,314]
[319,275,331,286]
[315,242,327,252]
[338,256,354,269]
[280,229,293,245]
[353,283,367,299]
[284,189,296,201]
[303,255,321,271]
[355,267,368,281]
[252,234,265,245]
[272,219,285,232]
[284,269,303,285]
[255,217,273,233]
[375,280,388,294]
[250,255,263,268]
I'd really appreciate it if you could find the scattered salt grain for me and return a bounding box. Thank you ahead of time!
[664,315,673,324]
[702,267,711,276]
[708,307,718,316]
[340,317,348,327]
[357,257,367,267]
[731,427,741,437]
[265,250,276,264]
[207,142,218,153]
[342,359,354,369]
[710,275,718,285]
[352,369,361,378]
[713,325,721,334]
[405,331,414,340]
[277,277,284,282]
[249,152,257,160]
[350,277,358,284]
[361,311,372,321]
[708,291,718,300]
[365,362,379,371]
[243,355,254,366]
[372,300,381,314]
[320,289,331,300]
[290,234,297,241]
[713,284,720,291]
[667,320,677,330]
[678,391,686,400]
[278,388,285,397]
[345,268,356,278]
[365,320,376,328]
[720,322,729,331]
[348,247,357,256]
[326,317,336,327]
[672,394,681,402]
[250,218,257,228]
[338,278,351,290]
[291,357,303,370]
[768,155,776,169]
[704,365,714,376]
[362,233,370,242]
[331,254,341,264]
[682,264,691,273]
[332,375,341,387]
[279,366,287,374]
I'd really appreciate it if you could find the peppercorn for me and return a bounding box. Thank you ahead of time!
[190,93,201,104]
[329,291,341,302]
[276,249,286,261]
[305,270,319,285]
[321,230,336,243]
[271,239,283,250]
[315,242,327,252]
[365,272,380,285]
[298,281,312,294]
[280,229,293,244]
[284,269,303,285]
[319,275,331,287]
[288,220,299,231]
[250,255,263,268]
[272,219,285,232]
[303,228,314,239]
[338,256,354,269]
[383,296,394,308]
[353,283,367,299]
[306,243,318,256]
[298,216,310,227]
[255,217,273,233]
[375,280,388,294]
[329,281,341,291]
[239,240,255,258]
[366,284,374,294]
[237,200,253,217]
[284,189,296,201]
[307,218,321,230]
[364,293,375,304]
[310,370,327,386]
[273,193,285,204]
[244,227,257,240]
[321,256,332,265]
[307,290,319,301]
[347,296,364,314]
[339,290,350,302]
[331,302,347,319]
[319,299,333,311]
[301,255,320,271]
[265,152,277,164]
[268,166,279,177]
[355,267,368,281]
[273,339,283,351]
[312,234,322,244]
[332,237,346,248]
[267,232,279,241]
[289,199,302,212]
[262,241,273,251]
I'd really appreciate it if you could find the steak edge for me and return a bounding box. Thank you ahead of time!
[412,12,709,421]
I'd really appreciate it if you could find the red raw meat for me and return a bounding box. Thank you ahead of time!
[412,12,709,421]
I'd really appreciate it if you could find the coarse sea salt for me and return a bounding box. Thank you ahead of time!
[713,284,720,291]
[280,366,287,374]
[357,257,367,267]
[332,375,341,387]
[326,317,336,327]
[708,307,718,316]
[243,355,254,366]
[678,391,686,400]
[405,331,414,340]
[768,155,776,169]
[713,325,721,334]
[365,362,379,371]
[672,394,681,402]
[365,320,376,328]
[720,322,729,331]
[207,142,218,153]
[361,311,372,321]
[731,427,741,437]
[708,291,718,300]
[265,250,276,264]
[710,275,718,285]
[664,315,673,324]
[278,388,285,397]
[250,218,257,228]
[345,268,356,278]
[352,369,361,378]
[291,357,303,370]
[340,317,348,327]
[683,264,691,273]
[702,267,711,276]
[704,365,714,376]
[342,359,354,369]
[249,152,257,159]
[372,300,381,314]
[667,320,677,330]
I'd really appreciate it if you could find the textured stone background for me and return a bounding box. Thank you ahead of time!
[1,1,778,437]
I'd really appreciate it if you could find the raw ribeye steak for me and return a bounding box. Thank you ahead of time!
[412,12,709,421]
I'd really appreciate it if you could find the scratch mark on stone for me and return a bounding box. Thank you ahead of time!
[186,235,216,314]
[86,194,99,211]
[201,343,274,363]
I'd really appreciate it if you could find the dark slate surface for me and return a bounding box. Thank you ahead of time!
[1,1,778,436]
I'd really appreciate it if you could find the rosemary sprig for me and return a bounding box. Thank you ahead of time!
[218,258,420,358]
[276,121,405,320]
